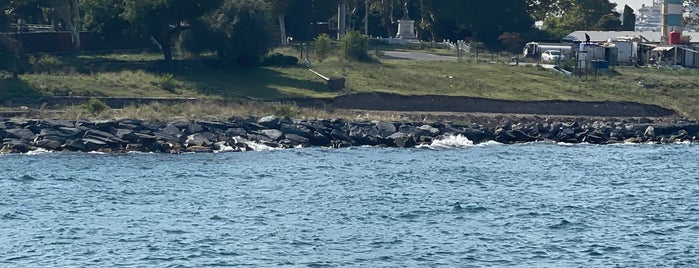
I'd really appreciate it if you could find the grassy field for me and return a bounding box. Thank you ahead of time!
[2,48,699,118]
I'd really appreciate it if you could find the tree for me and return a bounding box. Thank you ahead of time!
[622,4,635,31]
[182,0,273,67]
[427,0,534,49]
[541,0,619,37]
[45,0,82,50]
[82,0,131,42]
[121,0,220,66]
[595,14,622,31]
[268,0,297,45]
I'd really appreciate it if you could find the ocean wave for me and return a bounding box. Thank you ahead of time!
[422,134,474,149]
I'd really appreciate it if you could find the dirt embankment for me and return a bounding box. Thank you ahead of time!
[293,92,677,118]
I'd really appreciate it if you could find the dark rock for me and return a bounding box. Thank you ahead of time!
[226,128,248,137]
[398,124,417,135]
[82,138,109,151]
[35,139,63,150]
[330,128,350,142]
[258,115,281,129]
[349,124,381,145]
[93,120,117,132]
[387,132,416,148]
[186,122,204,134]
[245,122,266,131]
[375,121,396,137]
[125,143,144,152]
[4,128,36,141]
[309,131,332,146]
[463,128,492,144]
[1,141,32,153]
[184,133,214,147]
[197,120,231,132]
[134,133,158,144]
[64,139,87,151]
[281,134,310,147]
[417,124,440,137]
[160,124,182,137]
[247,133,274,144]
[114,129,136,142]
[512,129,538,142]
[40,119,75,128]
[260,129,283,141]
[280,123,313,139]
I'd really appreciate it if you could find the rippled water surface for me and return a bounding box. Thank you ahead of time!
[1,143,698,267]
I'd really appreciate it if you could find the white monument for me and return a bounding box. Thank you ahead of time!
[396,1,417,39]
[396,20,417,39]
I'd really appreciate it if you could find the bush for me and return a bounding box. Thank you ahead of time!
[340,30,371,62]
[83,98,108,115]
[314,33,333,61]
[28,54,65,73]
[158,73,177,92]
[262,53,298,66]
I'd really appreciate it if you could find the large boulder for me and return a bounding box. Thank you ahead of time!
[1,141,32,154]
[4,128,36,141]
[281,134,310,148]
[260,129,284,141]
[258,115,281,129]
[184,132,216,147]
[375,121,396,137]
[280,123,313,139]
[349,123,381,146]
[35,139,63,150]
[387,132,416,148]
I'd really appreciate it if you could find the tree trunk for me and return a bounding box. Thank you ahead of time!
[278,14,287,45]
[54,1,80,50]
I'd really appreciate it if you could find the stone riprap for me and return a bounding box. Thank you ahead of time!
[1,116,698,154]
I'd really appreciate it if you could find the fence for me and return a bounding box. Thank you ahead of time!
[1,32,154,53]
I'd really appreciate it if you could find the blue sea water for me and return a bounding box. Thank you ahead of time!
[1,140,698,267]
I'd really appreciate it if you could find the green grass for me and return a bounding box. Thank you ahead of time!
[4,49,699,118]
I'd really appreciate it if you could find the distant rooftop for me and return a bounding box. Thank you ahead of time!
[564,31,699,43]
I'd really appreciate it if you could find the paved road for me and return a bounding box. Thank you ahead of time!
[381,51,457,61]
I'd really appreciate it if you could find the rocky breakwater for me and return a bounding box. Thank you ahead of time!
[1,116,698,154]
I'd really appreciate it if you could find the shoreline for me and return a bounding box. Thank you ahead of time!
[2,115,698,154]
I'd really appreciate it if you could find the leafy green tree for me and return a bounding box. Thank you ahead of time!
[541,0,619,37]
[181,0,272,67]
[595,14,622,31]
[121,0,220,66]
[82,0,131,42]
[427,0,533,49]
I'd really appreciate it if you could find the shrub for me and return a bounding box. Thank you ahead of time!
[314,33,333,61]
[83,98,108,115]
[158,73,177,92]
[29,54,62,73]
[262,53,298,66]
[340,30,371,62]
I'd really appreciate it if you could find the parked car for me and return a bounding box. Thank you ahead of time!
[541,50,566,63]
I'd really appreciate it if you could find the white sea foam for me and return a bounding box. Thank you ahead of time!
[425,134,475,149]
[25,148,53,155]
[244,141,281,152]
